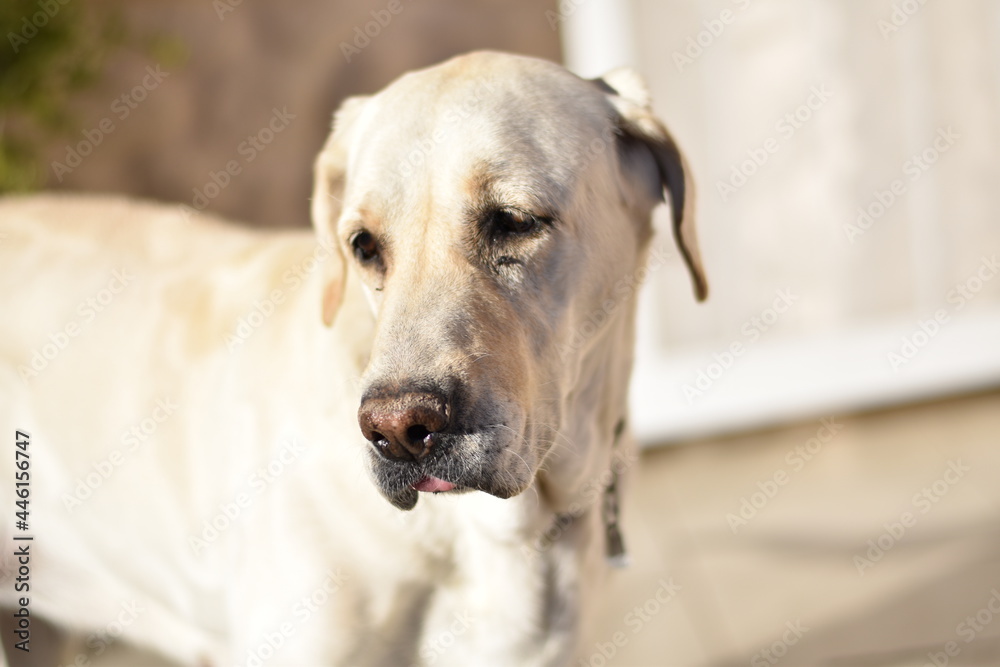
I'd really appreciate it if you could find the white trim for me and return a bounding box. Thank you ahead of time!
[630,309,1000,445]
[559,0,637,78]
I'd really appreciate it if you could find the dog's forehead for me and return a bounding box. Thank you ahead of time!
[343,54,614,221]
[375,52,608,135]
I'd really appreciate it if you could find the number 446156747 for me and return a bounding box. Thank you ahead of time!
[15,431,29,530]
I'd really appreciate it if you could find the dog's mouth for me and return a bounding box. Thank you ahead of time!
[375,464,495,511]
[366,430,530,511]
[380,477,467,512]
[398,475,469,510]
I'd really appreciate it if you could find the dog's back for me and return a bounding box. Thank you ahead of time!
[0,195,388,664]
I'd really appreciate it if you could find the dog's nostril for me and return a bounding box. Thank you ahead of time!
[370,431,387,446]
[406,425,431,444]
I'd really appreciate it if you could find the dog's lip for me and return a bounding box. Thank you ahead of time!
[411,475,457,493]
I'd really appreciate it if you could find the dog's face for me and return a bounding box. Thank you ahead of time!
[312,52,705,510]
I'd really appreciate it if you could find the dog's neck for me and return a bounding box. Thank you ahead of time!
[532,280,642,563]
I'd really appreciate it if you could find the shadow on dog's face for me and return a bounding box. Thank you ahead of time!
[311,52,705,510]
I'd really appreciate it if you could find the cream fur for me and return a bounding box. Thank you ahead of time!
[0,52,704,666]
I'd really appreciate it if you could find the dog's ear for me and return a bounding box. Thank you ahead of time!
[312,96,370,326]
[593,69,708,302]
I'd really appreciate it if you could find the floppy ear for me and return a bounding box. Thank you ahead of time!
[311,95,370,326]
[593,69,708,302]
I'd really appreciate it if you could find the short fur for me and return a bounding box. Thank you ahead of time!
[0,52,705,666]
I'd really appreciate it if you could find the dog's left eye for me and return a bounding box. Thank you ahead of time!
[351,231,379,263]
[491,209,549,236]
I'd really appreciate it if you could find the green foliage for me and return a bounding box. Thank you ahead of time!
[0,1,125,192]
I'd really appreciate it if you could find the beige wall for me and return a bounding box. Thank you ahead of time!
[631,0,1000,340]
[585,0,1000,441]
[42,0,560,228]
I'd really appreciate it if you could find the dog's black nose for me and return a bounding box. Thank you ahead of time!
[358,391,448,462]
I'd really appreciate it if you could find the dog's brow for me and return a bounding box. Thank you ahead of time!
[339,203,380,231]
[466,164,561,219]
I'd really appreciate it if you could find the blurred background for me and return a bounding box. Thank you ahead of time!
[3,0,999,665]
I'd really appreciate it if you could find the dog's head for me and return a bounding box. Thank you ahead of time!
[312,52,706,510]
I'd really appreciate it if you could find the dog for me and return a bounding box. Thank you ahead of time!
[0,51,706,666]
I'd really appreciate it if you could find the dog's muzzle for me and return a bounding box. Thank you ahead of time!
[357,384,467,508]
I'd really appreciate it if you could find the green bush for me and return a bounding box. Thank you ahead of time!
[0,1,124,192]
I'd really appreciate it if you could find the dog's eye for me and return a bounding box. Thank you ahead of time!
[351,231,379,263]
[491,209,547,236]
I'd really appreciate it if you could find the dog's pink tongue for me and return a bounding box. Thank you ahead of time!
[412,476,456,493]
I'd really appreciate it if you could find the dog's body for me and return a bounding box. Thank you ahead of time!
[0,52,704,665]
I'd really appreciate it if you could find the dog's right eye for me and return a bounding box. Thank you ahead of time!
[351,231,379,263]
[490,209,548,236]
